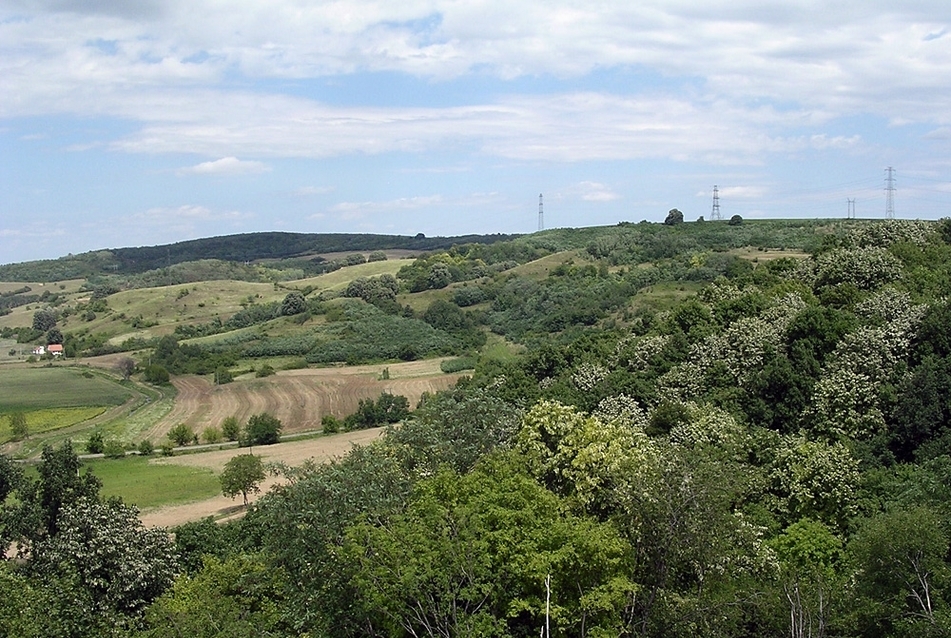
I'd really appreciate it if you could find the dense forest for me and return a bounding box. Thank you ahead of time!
[3,217,951,637]
[0,231,520,282]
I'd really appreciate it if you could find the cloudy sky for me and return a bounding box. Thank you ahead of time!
[2,1,951,264]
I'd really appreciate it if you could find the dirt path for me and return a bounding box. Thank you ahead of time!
[139,427,385,527]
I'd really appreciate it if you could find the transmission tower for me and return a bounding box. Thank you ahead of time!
[847,198,855,219]
[538,193,544,231]
[711,185,721,220]
[884,167,896,219]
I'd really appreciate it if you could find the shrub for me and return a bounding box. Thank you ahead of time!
[168,423,194,447]
[144,364,170,384]
[245,413,282,446]
[256,364,276,378]
[86,431,105,454]
[321,414,341,434]
[137,439,154,456]
[440,357,477,373]
[728,214,743,226]
[103,440,126,459]
[203,426,223,444]
[221,416,241,441]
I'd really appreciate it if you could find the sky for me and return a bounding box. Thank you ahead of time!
[2,1,951,265]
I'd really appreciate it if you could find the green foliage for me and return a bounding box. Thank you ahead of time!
[728,214,743,225]
[664,208,684,225]
[202,426,223,444]
[244,412,282,445]
[346,456,635,637]
[849,507,951,634]
[30,496,179,617]
[280,290,306,316]
[137,439,154,456]
[32,308,58,333]
[102,439,126,459]
[141,554,290,637]
[343,392,410,430]
[220,454,266,505]
[168,423,194,447]
[321,414,341,433]
[8,412,28,441]
[144,363,170,384]
[221,416,241,441]
[255,363,275,377]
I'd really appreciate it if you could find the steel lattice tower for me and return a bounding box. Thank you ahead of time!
[847,198,855,219]
[711,185,721,220]
[538,193,544,231]
[885,167,896,219]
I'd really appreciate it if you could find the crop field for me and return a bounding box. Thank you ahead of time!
[0,367,134,413]
[142,358,464,442]
[0,406,107,442]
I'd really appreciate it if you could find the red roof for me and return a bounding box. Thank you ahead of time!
[47,344,64,353]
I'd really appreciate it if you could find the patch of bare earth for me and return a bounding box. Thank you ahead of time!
[143,358,462,443]
[140,427,385,527]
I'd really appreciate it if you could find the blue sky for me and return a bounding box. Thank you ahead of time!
[2,1,951,265]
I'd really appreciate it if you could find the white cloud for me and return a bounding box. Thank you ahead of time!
[177,156,270,176]
[569,181,620,202]
[719,186,768,199]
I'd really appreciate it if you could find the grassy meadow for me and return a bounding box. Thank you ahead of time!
[89,455,221,510]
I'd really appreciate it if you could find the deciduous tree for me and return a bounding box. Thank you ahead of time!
[220,454,266,506]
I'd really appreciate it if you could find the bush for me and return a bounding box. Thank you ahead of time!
[440,357,477,373]
[321,414,341,434]
[144,364,170,384]
[221,416,241,441]
[203,426,223,444]
[86,431,105,454]
[245,413,282,446]
[256,364,276,378]
[168,423,194,447]
[137,439,154,456]
[728,214,743,226]
[103,440,126,459]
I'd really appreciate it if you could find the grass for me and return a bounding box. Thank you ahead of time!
[289,259,414,292]
[88,455,221,510]
[0,367,134,412]
[0,406,107,443]
[630,280,707,313]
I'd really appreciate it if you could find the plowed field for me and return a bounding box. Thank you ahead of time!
[143,359,462,442]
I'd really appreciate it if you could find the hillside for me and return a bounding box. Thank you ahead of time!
[4,217,951,637]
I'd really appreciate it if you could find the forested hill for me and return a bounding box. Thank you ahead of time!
[0,231,520,281]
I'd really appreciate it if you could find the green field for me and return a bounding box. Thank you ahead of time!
[0,406,106,442]
[88,455,221,510]
[0,367,134,413]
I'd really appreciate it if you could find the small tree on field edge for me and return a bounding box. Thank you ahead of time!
[245,413,282,446]
[220,454,266,506]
